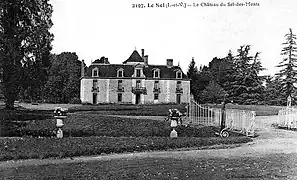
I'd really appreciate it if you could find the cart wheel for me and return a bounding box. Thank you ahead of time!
[220,130,230,138]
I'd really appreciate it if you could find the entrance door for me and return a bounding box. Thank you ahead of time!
[136,94,141,104]
[176,94,181,104]
[93,93,97,104]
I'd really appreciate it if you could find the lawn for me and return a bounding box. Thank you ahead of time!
[1,154,291,180]
[0,136,251,161]
[206,103,283,116]
[2,102,281,161]
[0,110,251,161]
[16,102,283,116]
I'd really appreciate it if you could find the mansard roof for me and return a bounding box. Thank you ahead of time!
[85,64,188,80]
[85,49,189,80]
[93,56,110,64]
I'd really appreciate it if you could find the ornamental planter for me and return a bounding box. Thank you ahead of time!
[54,107,68,138]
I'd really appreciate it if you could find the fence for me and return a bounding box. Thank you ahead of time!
[186,100,256,136]
[277,107,297,129]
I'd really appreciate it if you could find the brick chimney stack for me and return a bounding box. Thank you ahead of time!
[81,60,85,77]
[166,59,173,68]
[141,49,144,58]
[144,55,148,67]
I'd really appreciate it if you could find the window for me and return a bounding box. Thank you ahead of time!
[92,68,99,77]
[154,81,159,89]
[176,81,181,89]
[154,93,159,100]
[117,69,123,77]
[136,80,141,88]
[176,94,181,104]
[176,71,182,79]
[118,80,122,87]
[136,69,141,77]
[93,79,98,87]
[118,93,122,102]
[154,70,160,78]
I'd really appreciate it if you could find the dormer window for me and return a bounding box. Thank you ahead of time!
[153,69,160,78]
[135,69,141,77]
[92,68,99,77]
[117,69,124,77]
[133,64,145,78]
[176,71,182,79]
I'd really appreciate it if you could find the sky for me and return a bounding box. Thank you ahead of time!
[49,0,297,76]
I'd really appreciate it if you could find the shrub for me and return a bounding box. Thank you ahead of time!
[69,97,82,104]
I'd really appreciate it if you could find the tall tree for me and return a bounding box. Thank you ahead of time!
[276,28,297,101]
[44,52,81,103]
[201,80,226,104]
[0,0,53,109]
[263,75,285,105]
[187,57,199,98]
[229,45,265,104]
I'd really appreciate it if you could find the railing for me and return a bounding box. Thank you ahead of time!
[91,87,99,92]
[187,100,221,126]
[132,87,147,94]
[117,87,124,92]
[176,87,183,93]
[153,87,161,93]
[186,100,256,136]
[225,109,256,136]
[277,107,297,129]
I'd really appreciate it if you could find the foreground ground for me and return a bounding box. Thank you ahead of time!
[1,115,297,179]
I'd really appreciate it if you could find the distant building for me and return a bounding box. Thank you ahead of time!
[80,49,190,104]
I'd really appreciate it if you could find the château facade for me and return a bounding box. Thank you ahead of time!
[80,49,190,104]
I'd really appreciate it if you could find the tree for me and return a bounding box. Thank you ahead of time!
[229,45,265,104]
[263,75,285,105]
[201,80,226,104]
[187,57,199,98]
[195,65,211,103]
[44,52,81,103]
[276,28,297,101]
[0,0,53,109]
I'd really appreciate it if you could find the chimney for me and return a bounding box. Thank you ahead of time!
[141,49,144,58]
[166,59,173,68]
[144,55,148,66]
[81,60,85,77]
[104,57,109,64]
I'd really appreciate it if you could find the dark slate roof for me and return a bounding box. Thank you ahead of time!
[122,50,144,64]
[93,56,110,64]
[85,64,188,80]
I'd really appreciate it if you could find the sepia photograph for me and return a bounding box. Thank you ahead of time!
[1,0,297,179]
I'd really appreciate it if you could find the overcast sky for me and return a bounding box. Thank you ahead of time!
[49,0,297,76]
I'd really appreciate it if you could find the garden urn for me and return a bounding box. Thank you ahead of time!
[54,107,68,138]
[170,128,178,138]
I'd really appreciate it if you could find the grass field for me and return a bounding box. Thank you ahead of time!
[0,136,251,161]
[0,102,283,161]
[0,103,251,161]
[1,154,288,180]
[16,102,284,116]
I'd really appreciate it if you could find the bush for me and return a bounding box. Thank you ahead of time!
[69,97,81,104]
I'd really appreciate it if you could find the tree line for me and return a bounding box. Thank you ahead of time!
[187,28,297,106]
